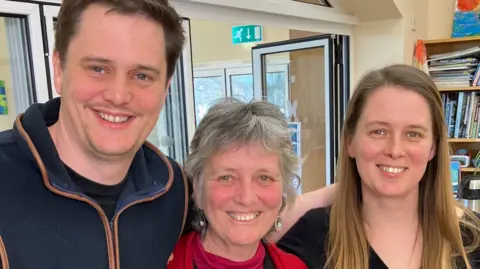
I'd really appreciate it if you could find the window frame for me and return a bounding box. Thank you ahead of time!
[193,59,289,110]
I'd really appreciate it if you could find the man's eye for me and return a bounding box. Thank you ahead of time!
[90,66,105,74]
[135,73,149,81]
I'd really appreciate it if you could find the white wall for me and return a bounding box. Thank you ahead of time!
[191,19,290,65]
[350,0,440,89]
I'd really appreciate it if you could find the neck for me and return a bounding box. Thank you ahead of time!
[361,184,420,230]
[202,229,260,262]
[49,117,132,185]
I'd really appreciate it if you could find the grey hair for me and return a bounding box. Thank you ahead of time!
[185,97,299,213]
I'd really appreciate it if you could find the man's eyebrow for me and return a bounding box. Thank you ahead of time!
[80,57,161,75]
[79,56,113,64]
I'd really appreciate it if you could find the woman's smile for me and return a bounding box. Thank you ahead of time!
[227,212,261,222]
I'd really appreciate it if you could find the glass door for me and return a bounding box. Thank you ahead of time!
[0,1,49,131]
[252,34,349,192]
[42,5,60,98]
[144,19,194,164]
[225,64,289,113]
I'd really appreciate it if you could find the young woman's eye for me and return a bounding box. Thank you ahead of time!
[407,131,422,138]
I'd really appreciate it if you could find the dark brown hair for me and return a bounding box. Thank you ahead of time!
[54,0,185,79]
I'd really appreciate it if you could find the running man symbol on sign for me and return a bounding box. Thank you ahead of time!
[234,28,243,42]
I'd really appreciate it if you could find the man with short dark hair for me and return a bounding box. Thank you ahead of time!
[0,1,189,268]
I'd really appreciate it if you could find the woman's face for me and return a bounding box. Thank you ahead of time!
[199,141,283,248]
[348,86,436,198]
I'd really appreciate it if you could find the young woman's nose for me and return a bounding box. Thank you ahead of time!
[384,135,406,159]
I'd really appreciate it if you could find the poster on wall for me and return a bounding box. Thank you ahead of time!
[452,0,480,38]
[0,80,8,115]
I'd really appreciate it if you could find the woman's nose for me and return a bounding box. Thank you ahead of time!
[233,180,258,207]
[384,135,406,159]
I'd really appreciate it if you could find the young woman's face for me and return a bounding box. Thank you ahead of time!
[348,86,436,198]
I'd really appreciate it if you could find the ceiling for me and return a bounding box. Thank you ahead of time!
[338,0,402,21]
[293,0,330,7]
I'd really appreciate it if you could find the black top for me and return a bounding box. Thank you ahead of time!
[64,164,128,220]
[277,207,480,269]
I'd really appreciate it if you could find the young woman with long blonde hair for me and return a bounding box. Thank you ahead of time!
[277,64,480,269]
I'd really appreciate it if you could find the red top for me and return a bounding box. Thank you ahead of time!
[191,232,265,269]
[168,231,308,269]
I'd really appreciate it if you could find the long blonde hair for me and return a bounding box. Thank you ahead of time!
[326,64,480,269]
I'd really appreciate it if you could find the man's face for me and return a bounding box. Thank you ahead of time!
[52,3,170,159]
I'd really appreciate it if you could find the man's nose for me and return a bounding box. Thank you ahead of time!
[102,75,133,106]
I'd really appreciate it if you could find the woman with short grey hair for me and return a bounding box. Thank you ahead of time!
[187,98,299,215]
[168,98,336,268]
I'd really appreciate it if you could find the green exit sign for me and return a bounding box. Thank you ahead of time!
[232,25,263,44]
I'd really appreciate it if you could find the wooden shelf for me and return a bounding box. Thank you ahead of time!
[424,36,480,45]
[462,167,479,172]
[438,86,480,92]
[426,37,480,169]
[448,138,480,142]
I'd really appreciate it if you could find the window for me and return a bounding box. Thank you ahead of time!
[193,69,226,126]
[193,61,289,125]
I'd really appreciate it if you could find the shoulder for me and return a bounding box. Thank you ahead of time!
[0,129,21,160]
[174,232,195,251]
[283,207,330,238]
[265,243,308,269]
[0,129,35,179]
[276,207,330,269]
[302,207,330,226]
[168,232,196,269]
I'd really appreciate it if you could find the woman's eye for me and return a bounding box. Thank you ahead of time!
[407,132,421,138]
[259,175,274,182]
[372,130,386,135]
[218,175,232,182]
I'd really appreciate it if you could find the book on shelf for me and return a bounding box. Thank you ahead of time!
[428,46,480,88]
[442,91,480,138]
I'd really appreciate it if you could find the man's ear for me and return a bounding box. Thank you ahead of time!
[52,51,63,96]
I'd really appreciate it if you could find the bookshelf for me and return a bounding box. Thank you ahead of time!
[424,36,480,174]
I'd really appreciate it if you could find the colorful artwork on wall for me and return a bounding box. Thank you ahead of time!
[452,0,480,38]
[0,81,8,115]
